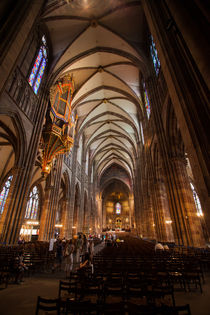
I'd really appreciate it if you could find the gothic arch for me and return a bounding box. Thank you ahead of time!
[0,112,27,188]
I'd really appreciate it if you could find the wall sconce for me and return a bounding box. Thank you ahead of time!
[165,220,172,224]
[55,224,63,228]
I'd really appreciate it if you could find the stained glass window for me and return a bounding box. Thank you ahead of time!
[143,82,150,119]
[28,35,47,94]
[115,202,121,215]
[190,183,203,217]
[25,186,39,220]
[150,35,160,76]
[0,175,13,215]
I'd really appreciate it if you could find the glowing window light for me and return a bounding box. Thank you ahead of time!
[143,81,150,119]
[25,186,39,220]
[190,183,203,217]
[28,35,47,94]
[115,202,121,214]
[0,175,13,215]
[150,35,161,76]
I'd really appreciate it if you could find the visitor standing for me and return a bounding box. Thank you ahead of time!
[75,234,83,267]
[64,239,75,278]
[55,239,63,271]
[89,239,94,264]
[83,235,89,262]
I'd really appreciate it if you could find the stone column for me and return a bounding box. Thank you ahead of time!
[78,136,86,233]
[142,0,210,234]
[142,189,156,240]
[97,197,103,234]
[39,185,52,241]
[133,155,144,236]
[153,180,168,242]
[68,143,79,238]
[128,196,134,229]
[86,149,92,233]
[39,156,63,241]
[147,193,156,240]
[155,178,174,242]
[102,197,106,230]
[171,157,205,247]
[165,0,209,89]
[60,198,71,239]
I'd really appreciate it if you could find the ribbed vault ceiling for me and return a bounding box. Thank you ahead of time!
[42,0,148,183]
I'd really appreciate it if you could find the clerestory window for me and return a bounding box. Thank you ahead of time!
[150,35,161,76]
[28,35,47,94]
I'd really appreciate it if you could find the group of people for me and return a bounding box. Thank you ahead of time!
[154,242,169,251]
[53,235,94,278]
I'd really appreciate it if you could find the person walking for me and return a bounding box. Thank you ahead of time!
[64,239,75,278]
[55,239,63,271]
[83,236,89,262]
[75,234,83,268]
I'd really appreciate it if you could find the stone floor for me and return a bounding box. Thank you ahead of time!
[0,271,210,314]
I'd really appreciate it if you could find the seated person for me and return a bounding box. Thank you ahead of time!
[14,251,28,284]
[155,242,164,251]
[163,244,169,250]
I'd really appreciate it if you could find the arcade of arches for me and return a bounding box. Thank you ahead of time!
[0,0,209,247]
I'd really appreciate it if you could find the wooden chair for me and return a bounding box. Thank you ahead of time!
[58,280,80,311]
[65,299,97,314]
[103,277,125,303]
[125,302,156,315]
[80,277,103,303]
[100,302,125,315]
[160,304,191,315]
[35,296,60,315]
[147,286,175,307]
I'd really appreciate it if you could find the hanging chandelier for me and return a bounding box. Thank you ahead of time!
[41,74,77,175]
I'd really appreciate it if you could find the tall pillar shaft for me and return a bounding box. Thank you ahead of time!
[171,157,205,247]
[60,198,71,239]
[68,144,79,237]
[165,0,210,89]
[142,0,210,234]
[39,156,63,241]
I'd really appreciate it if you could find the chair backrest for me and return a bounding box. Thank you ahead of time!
[58,280,72,297]
[174,304,191,315]
[160,304,191,315]
[35,296,60,315]
[65,300,92,315]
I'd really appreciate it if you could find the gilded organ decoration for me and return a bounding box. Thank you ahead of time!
[41,74,77,175]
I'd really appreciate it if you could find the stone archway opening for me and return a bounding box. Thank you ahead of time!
[101,180,132,233]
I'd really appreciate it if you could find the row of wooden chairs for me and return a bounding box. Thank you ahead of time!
[36,296,191,314]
